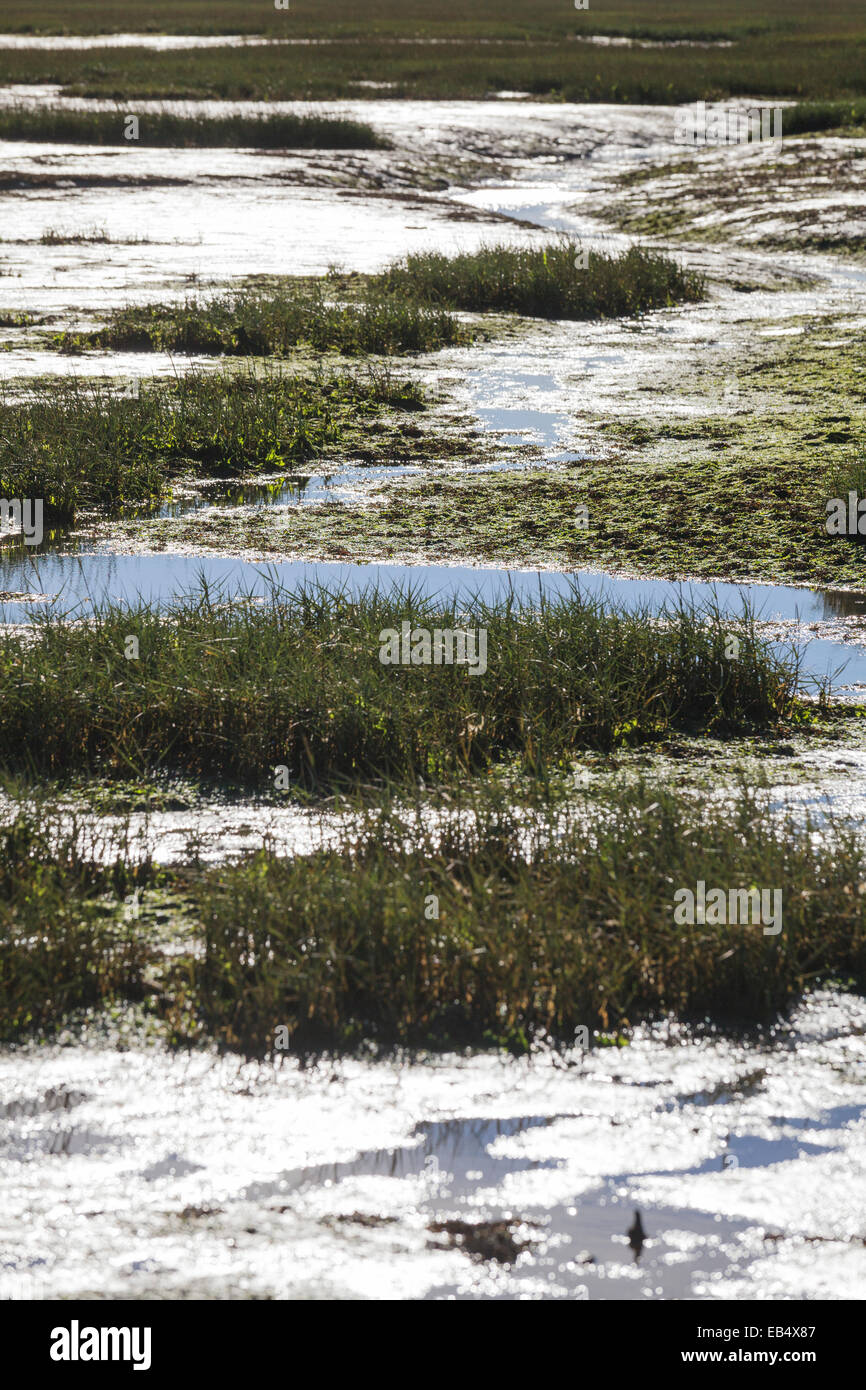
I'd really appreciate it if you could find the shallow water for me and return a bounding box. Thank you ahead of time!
[2,550,864,690]
[1,990,862,1300]
[154,465,425,518]
[575,36,734,49]
[0,95,716,319]
[0,35,321,51]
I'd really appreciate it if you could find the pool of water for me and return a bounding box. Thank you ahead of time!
[2,551,865,691]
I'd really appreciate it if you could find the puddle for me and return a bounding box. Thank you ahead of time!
[765,748,866,827]
[574,35,735,50]
[1,550,864,693]
[1,990,862,1300]
[154,465,425,519]
[0,35,318,51]
[4,797,352,867]
[469,367,580,457]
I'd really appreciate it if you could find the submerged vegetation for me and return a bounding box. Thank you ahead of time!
[0,582,796,786]
[0,104,389,149]
[378,242,706,320]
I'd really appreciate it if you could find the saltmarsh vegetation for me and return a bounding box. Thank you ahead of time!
[193,785,866,1053]
[0,804,151,1041]
[3,780,866,1050]
[0,105,389,150]
[56,242,701,362]
[58,280,465,358]
[782,101,866,136]
[0,367,424,524]
[378,242,705,320]
[1,0,863,103]
[0,581,797,786]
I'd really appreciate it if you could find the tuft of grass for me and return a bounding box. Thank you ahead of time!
[191,780,866,1055]
[0,366,419,524]
[782,100,866,136]
[0,104,389,149]
[59,281,465,358]
[376,240,706,320]
[0,803,152,1041]
[0,580,798,786]
[39,223,150,244]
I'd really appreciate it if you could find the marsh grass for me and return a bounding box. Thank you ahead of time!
[62,282,465,358]
[2,0,864,105]
[0,799,152,1040]
[0,104,389,150]
[39,223,150,244]
[0,580,797,785]
[72,246,697,362]
[783,100,866,136]
[0,366,418,522]
[192,780,866,1054]
[5,775,864,1048]
[377,241,705,320]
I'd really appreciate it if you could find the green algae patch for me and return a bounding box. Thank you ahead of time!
[91,324,866,587]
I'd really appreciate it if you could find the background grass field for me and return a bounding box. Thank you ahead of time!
[0,1,863,102]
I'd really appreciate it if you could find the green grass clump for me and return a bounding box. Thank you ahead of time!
[192,782,866,1054]
[4,776,865,1049]
[63,282,464,358]
[783,100,866,135]
[0,104,389,149]
[377,241,705,320]
[0,581,796,786]
[0,366,417,523]
[0,807,151,1041]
